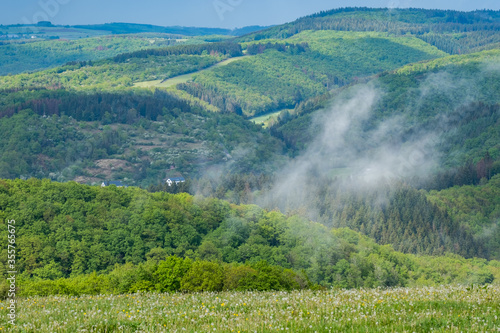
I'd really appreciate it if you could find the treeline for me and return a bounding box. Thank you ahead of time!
[417,31,500,54]
[246,42,309,55]
[14,257,309,298]
[269,52,500,167]
[188,174,484,259]
[422,152,499,191]
[0,108,142,179]
[0,90,287,182]
[0,35,178,75]
[181,31,443,116]
[268,92,333,150]
[0,52,223,91]
[113,42,243,62]
[0,89,197,123]
[241,8,499,54]
[177,82,243,114]
[321,183,480,258]
[1,178,498,295]
[308,7,500,25]
[428,174,500,259]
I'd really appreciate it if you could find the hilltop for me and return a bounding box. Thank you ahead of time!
[1,7,499,333]
[0,8,498,188]
[0,7,498,259]
[0,22,267,75]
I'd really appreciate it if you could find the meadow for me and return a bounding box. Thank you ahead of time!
[134,56,248,89]
[249,109,290,127]
[0,285,498,332]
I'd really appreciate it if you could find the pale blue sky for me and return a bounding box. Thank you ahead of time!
[2,0,499,28]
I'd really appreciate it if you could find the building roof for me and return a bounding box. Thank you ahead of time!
[167,177,185,182]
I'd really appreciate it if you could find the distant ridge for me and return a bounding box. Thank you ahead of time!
[70,22,270,36]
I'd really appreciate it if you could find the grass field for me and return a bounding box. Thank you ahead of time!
[134,56,248,88]
[250,109,291,127]
[1,285,498,332]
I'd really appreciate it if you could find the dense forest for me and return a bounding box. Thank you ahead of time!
[0,89,286,184]
[238,8,500,54]
[0,35,181,76]
[0,7,499,300]
[270,49,500,166]
[0,179,498,298]
[184,172,498,259]
[181,30,447,116]
[0,53,228,91]
[113,42,243,62]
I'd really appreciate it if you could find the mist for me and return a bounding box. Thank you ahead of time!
[254,83,440,217]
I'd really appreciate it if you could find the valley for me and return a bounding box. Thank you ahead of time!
[0,6,499,332]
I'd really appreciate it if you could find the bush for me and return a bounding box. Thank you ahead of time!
[223,264,259,291]
[181,261,224,292]
[154,256,192,292]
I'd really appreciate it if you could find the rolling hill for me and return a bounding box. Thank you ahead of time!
[172,8,499,117]
[0,178,498,296]
[0,7,499,267]
[0,23,267,76]
[180,30,448,116]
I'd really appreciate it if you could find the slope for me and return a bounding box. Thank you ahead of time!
[272,48,500,168]
[0,178,497,293]
[251,48,500,260]
[0,90,286,186]
[0,34,193,76]
[428,174,500,259]
[238,7,500,54]
[179,30,448,116]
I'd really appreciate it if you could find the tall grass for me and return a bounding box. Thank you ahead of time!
[0,285,498,332]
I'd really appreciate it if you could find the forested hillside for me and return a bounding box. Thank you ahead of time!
[0,41,286,185]
[0,8,499,282]
[271,48,500,167]
[0,89,285,185]
[180,30,447,116]
[0,179,498,298]
[0,35,183,76]
[238,8,500,54]
[0,42,242,90]
[0,8,497,189]
[0,22,265,75]
[189,48,500,260]
[428,174,500,260]
[176,8,500,117]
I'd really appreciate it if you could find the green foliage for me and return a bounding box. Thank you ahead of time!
[181,261,224,292]
[182,30,446,116]
[1,179,499,298]
[271,49,500,169]
[113,42,242,62]
[155,256,192,292]
[238,7,500,51]
[0,89,286,183]
[0,35,179,75]
[0,53,226,91]
[16,256,308,297]
[428,174,500,259]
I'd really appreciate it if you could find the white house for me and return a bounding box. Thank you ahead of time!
[166,177,185,187]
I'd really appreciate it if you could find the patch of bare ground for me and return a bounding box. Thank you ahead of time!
[84,159,135,179]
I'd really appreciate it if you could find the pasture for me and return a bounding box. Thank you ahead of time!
[1,285,498,332]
